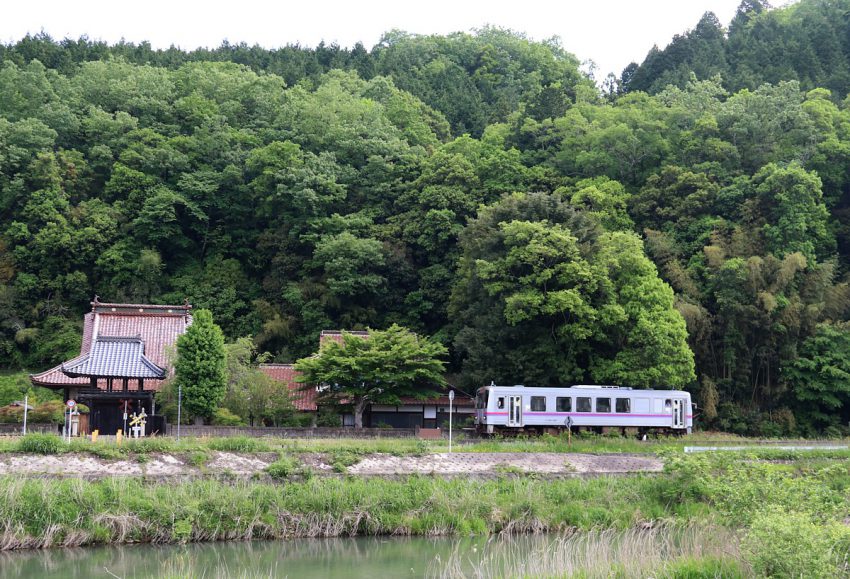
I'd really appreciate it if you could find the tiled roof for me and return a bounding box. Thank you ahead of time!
[259,364,317,412]
[61,336,166,379]
[397,394,475,407]
[31,301,191,391]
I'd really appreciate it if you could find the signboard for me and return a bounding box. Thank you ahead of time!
[66,399,76,409]
[448,390,455,402]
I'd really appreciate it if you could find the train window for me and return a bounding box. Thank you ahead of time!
[615,398,631,413]
[556,397,571,412]
[665,399,672,413]
[497,397,505,409]
[596,398,611,413]
[576,397,592,412]
[530,396,546,412]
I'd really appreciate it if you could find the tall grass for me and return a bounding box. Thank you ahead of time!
[0,474,696,550]
[427,523,745,578]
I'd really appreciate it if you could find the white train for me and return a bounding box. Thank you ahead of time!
[474,384,694,435]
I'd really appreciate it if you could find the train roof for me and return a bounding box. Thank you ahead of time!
[480,383,689,394]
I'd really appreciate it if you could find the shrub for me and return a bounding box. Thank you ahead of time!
[29,400,66,423]
[741,509,842,578]
[0,405,24,423]
[187,450,209,467]
[315,406,342,427]
[17,433,63,454]
[278,412,314,427]
[266,456,297,480]
[211,408,245,426]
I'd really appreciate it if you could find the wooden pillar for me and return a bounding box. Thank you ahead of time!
[138,378,144,392]
[107,378,113,393]
[123,378,129,392]
[90,377,97,390]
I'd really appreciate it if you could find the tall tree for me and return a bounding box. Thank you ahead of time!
[294,324,447,427]
[174,309,227,422]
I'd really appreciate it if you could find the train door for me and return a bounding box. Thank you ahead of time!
[508,395,523,427]
[672,399,685,429]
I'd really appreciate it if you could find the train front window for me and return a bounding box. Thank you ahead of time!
[556,397,571,412]
[530,396,546,411]
[476,390,489,409]
[576,397,591,412]
[596,398,611,413]
[615,398,631,413]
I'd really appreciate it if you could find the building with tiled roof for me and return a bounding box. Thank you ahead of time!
[30,299,191,434]
[258,364,317,412]
[262,330,473,429]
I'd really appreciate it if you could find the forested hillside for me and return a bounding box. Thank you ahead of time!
[1,23,849,435]
[622,0,850,96]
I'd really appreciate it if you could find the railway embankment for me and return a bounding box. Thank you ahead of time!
[0,450,663,479]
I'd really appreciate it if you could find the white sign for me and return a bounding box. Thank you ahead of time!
[448,390,455,401]
[66,399,76,408]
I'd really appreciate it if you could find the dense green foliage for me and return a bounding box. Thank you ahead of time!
[623,0,850,97]
[174,309,227,421]
[295,325,447,427]
[0,21,848,434]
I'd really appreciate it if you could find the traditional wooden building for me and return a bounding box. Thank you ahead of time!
[259,330,474,428]
[30,300,192,434]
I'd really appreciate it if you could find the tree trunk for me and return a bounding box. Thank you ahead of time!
[354,399,368,428]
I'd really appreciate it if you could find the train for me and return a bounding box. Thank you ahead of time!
[474,384,694,436]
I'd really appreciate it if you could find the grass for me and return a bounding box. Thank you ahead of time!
[265,455,297,480]
[428,523,745,578]
[0,473,705,549]
[15,434,63,455]
[1,451,850,575]
[2,431,849,460]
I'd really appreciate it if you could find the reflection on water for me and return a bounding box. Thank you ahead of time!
[0,525,735,578]
[0,536,494,579]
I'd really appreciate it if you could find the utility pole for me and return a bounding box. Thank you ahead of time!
[22,394,28,436]
[448,390,454,453]
[177,383,182,441]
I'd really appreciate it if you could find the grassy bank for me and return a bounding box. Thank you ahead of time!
[3,452,850,575]
[0,474,699,550]
[4,431,847,460]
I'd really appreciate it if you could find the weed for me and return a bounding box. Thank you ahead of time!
[328,449,363,473]
[266,455,297,480]
[207,436,270,453]
[17,434,63,455]
[187,450,209,467]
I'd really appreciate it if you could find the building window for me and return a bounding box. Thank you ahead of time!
[596,398,611,413]
[530,396,546,412]
[556,397,571,412]
[616,398,631,413]
[577,397,592,412]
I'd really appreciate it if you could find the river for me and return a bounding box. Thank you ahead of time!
[0,524,735,578]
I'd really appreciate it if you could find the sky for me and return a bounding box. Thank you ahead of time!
[2,1,777,78]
